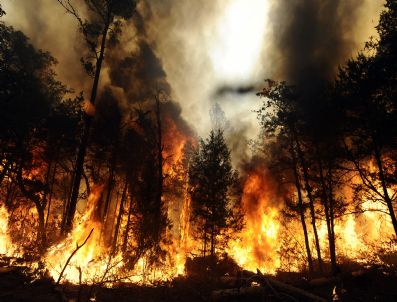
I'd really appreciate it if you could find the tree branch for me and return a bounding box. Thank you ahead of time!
[56,228,94,285]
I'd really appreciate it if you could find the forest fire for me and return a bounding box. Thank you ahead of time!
[2,0,397,301]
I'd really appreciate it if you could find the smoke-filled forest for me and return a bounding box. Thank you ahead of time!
[1,0,397,301]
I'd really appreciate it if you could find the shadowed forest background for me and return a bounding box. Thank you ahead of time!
[1,1,397,301]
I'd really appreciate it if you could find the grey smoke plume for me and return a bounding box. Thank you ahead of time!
[2,0,384,167]
[144,0,383,166]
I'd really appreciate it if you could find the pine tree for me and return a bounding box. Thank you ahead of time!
[188,129,242,258]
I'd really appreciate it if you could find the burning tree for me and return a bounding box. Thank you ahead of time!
[336,0,397,238]
[0,20,82,250]
[188,129,243,258]
[56,0,137,233]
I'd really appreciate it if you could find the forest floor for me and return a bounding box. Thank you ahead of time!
[0,257,397,302]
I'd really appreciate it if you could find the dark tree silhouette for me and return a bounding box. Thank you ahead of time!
[57,0,137,233]
[188,129,242,258]
[336,0,397,237]
[0,22,82,249]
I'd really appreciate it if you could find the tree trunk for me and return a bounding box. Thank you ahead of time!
[63,20,110,234]
[112,181,128,253]
[45,162,57,233]
[5,181,15,207]
[294,134,323,272]
[37,205,46,249]
[101,164,114,239]
[316,153,337,274]
[373,144,397,236]
[155,95,164,243]
[103,135,119,226]
[290,140,313,273]
[210,225,215,257]
[122,190,134,253]
[327,164,337,273]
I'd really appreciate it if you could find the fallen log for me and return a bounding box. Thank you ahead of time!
[264,276,327,302]
[255,269,327,302]
[213,270,328,302]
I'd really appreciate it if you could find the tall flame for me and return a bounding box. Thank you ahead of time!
[44,185,113,284]
[228,168,281,273]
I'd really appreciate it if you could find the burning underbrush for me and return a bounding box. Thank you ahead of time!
[1,166,396,286]
[0,86,396,300]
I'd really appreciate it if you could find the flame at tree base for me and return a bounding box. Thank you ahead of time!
[1,168,396,285]
[44,185,188,285]
[228,168,281,274]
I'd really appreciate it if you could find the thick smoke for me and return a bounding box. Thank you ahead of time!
[101,2,192,139]
[144,0,383,166]
[268,0,384,94]
[2,0,90,93]
[2,0,384,167]
[3,0,191,138]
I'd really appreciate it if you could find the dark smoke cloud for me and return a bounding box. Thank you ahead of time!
[101,5,192,139]
[3,0,194,142]
[109,40,170,103]
[268,0,383,95]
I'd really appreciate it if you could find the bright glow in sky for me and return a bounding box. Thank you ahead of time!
[209,0,270,83]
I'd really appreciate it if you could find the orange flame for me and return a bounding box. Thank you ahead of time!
[0,205,16,256]
[228,168,281,273]
[44,185,110,284]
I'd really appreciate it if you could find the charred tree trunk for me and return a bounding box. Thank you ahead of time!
[5,181,15,207]
[154,95,164,244]
[103,133,120,226]
[112,181,128,253]
[16,164,48,249]
[316,153,337,274]
[37,205,47,249]
[103,166,115,222]
[203,227,207,257]
[373,142,397,236]
[210,225,215,257]
[45,162,57,233]
[294,134,323,272]
[290,140,313,273]
[122,190,134,253]
[327,164,337,273]
[63,19,110,234]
